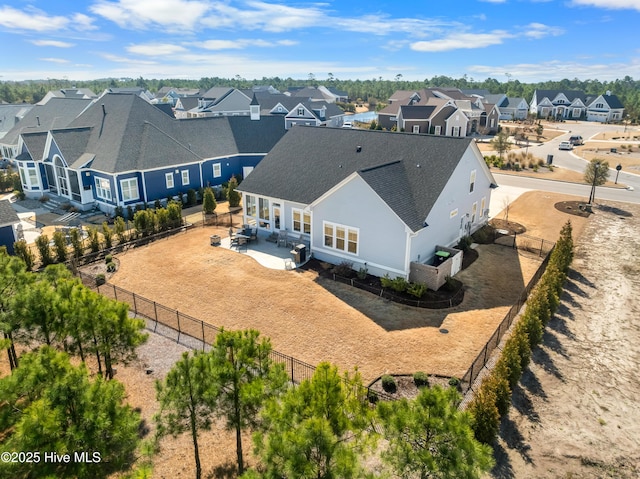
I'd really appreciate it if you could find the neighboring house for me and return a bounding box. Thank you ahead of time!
[0,200,20,254]
[0,98,93,162]
[499,97,529,121]
[0,103,34,151]
[187,88,253,118]
[379,88,498,135]
[284,101,344,129]
[586,92,625,122]
[287,86,347,103]
[154,87,201,106]
[237,126,496,282]
[529,90,588,119]
[38,88,97,105]
[13,93,287,213]
[173,96,200,119]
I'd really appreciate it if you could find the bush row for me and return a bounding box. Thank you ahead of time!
[468,220,574,444]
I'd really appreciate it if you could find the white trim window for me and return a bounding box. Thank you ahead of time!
[323,222,358,255]
[95,177,112,201]
[469,170,476,193]
[480,197,486,218]
[181,170,190,186]
[213,163,222,178]
[120,178,140,202]
[472,202,478,223]
[434,125,442,135]
[165,172,174,189]
[245,194,256,217]
[25,167,38,187]
[259,198,270,220]
[292,209,311,234]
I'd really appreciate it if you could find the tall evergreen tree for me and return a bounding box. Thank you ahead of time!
[377,385,494,479]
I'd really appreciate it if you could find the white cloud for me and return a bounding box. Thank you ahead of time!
[31,40,76,48]
[411,31,511,52]
[194,38,297,50]
[90,0,211,30]
[126,43,188,56]
[0,6,72,32]
[571,0,640,10]
[468,59,640,82]
[523,23,564,39]
[40,58,71,64]
[100,53,158,65]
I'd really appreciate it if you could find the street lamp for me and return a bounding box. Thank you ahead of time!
[615,163,622,184]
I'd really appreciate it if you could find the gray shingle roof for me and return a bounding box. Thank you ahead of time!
[0,200,19,228]
[53,93,287,173]
[18,131,48,161]
[2,98,91,146]
[400,105,436,120]
[238,127,480,232]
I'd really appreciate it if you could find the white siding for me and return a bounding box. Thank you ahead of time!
[311,176,408,278]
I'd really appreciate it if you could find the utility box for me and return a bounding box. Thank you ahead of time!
[210,235,221,246]
[547,154,553,165]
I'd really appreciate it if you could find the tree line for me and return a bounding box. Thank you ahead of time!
[1,74,639,121]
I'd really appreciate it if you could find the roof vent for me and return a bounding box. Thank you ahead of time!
[416,164,421,168]
[356,146,362,152]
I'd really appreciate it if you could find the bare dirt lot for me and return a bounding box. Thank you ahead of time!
[488,200,640,479]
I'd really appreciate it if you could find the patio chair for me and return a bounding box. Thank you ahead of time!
[249,228,258,242]
[277,230,288,247]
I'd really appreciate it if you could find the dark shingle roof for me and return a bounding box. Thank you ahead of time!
[238,127,478,232]
[0,200,19,227]
[2,98,91,146]
[535,89,585,103]
[400,105,436,120]
[601,93,624,109]
[19,131,49,161]
[51,93,287,173]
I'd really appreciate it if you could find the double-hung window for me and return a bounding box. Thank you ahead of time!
[292,209,311,234]
[120,178,139,202]
[181,170,190,186]
[245,195,256,217]
[95,177,112,201]
[469,170,476,193]
[165,173,174,189]
[213,163,221,178]
[323,222,358,255]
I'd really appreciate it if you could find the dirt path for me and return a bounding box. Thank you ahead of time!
[489,201,640,478]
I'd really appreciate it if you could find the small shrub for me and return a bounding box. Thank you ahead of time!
[407,281,427,299]
[367,390,379,404]
[114,206,124,218]
[380,274,393,289]
[457,235,472,252]
[95,273,106,286]
[413,371,429,388]
[106,261,117,273]
[105,254,113,264]
[390,276,408,293]
[532,164,539,172]
[39,195,50,203]
[448,376,460,388]
[333,261,353,277]
[381,374,397,393]
[472,225,494,244]
[548,164,554,172]
[443,276,461,292]
[357,264,368,280]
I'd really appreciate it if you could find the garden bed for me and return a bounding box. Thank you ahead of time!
[301,259,465,309]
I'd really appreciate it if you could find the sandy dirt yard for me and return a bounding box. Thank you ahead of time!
[488,200,640,479]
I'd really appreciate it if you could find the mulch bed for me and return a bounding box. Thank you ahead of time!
[554,200,593,218]
[300,259,464,308]
[367,374,460,401]
[488,218,527,234]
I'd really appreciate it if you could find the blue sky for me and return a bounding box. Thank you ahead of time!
[0,0,639,83]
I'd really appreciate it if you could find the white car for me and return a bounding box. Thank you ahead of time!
[558,141,573,150]
[342,121,353,128]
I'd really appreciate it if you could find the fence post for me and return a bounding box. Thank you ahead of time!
[176,311,181,343]
[290,357,295,383]
[153,302,158,332]
[468,363,474,389]
[201,321,205,351]
[132,293,137,314]
[113,285,118,301]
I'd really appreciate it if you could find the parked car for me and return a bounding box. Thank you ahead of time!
[342,121,353,128]
[569,135,584,145]
[558,141,573,150]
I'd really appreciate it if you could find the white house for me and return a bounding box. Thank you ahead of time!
[237,127,496,281]
[586,92,625,122]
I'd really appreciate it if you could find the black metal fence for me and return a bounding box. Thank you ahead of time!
[76,270,395,402]
[330,274,465,309]
[493,231,555,257]
[459,246,553,393]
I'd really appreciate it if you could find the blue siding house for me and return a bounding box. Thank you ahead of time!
[14,93,287,213]
[0,200,20,254]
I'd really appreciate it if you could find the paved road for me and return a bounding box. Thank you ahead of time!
[489,121,640,212]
